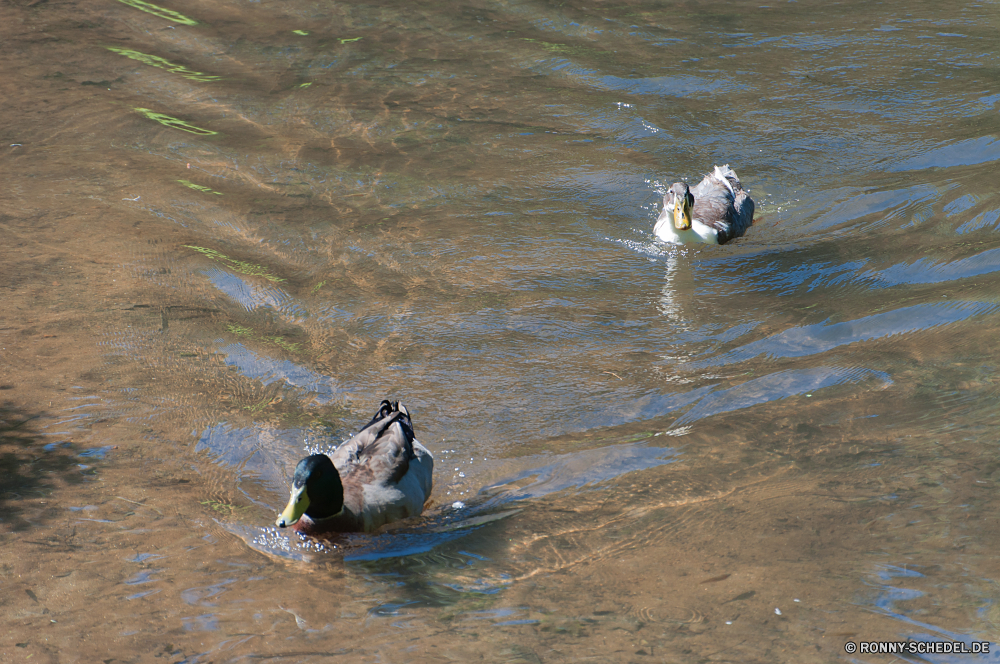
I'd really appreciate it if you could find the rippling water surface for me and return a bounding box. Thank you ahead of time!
[4,0,1000,661]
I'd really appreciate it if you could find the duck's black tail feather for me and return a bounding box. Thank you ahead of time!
[359,399,414,439]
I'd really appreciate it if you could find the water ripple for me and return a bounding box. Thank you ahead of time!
[691,301,998,368]
[673,366,891,428]
[218,343,342,402]
[892,135,1000,171]
[862,249,1000,287]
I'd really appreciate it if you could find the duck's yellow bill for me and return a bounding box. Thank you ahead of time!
[673,198,692,231]
[276,485,309,527]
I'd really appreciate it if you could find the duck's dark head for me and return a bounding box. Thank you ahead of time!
[664,182,694,231]
[276,454,344,527]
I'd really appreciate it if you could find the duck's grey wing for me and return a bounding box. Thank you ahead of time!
[718,189,754,244]
[691,165,754,244]
[330,402,433,530]
[690,174,735,235]
[331,400,415,485]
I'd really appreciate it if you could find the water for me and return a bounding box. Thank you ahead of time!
[3,0,1000,660]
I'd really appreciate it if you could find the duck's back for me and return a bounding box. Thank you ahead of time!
[331,401,433,531]
[691,165,754,244]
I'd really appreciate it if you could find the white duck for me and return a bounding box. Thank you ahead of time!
[653,165,755,245]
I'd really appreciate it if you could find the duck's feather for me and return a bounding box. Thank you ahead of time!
[333,401,414,485]
[307,401,434,533]
[689,164,754,244]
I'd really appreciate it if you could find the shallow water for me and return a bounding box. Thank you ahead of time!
[4,0,1000,661]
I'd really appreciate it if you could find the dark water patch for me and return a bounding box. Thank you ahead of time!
[0,404,87,532]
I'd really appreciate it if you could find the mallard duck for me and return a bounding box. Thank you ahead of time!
[653,164,755,245]
[276,400,434,535]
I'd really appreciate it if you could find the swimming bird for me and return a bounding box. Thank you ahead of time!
[276,400,434,536]
[653,164,755,245]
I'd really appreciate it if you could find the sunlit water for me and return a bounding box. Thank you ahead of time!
[3,0,1000,661]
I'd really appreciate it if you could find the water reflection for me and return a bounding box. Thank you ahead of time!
[481,440,678,502]
[892,136,1000,172]
[863,249,1000,287]
[690,301,998,368]
[795,183,940,236]
[217,343,342,402]
[672,366,891,428]
[865,564,1000,663]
